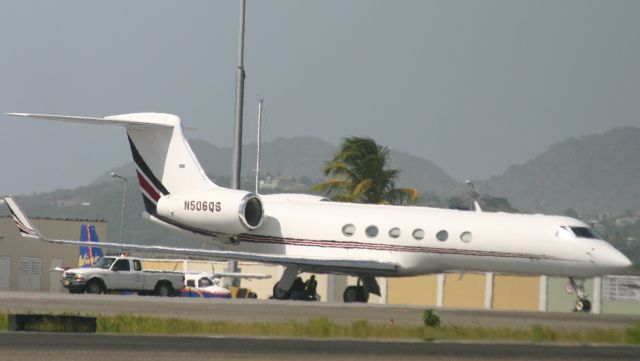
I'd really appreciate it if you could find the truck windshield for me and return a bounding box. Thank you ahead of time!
[198,278,213,287]
[93,257,116,269]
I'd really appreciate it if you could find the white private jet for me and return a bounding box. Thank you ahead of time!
[4,112,632,311]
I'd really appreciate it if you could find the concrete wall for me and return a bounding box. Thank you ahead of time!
[492,274,540,311]
[387,275,438,306]
[0,217,107,293]
[443,273,486,309]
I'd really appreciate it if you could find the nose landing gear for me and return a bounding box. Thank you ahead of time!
[569,277,591,313]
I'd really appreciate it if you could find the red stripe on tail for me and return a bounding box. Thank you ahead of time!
[137,170,161,201]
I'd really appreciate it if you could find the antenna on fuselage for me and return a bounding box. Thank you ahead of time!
[255,97,263,194]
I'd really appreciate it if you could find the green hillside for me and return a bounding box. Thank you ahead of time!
[480,126,640,216]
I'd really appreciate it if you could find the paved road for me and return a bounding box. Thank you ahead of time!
[1,291,638,330]
[0,332,637,361]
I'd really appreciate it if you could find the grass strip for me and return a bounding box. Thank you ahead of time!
[97,314,640,344]
[0,313,7,330]
[3,312,640,344]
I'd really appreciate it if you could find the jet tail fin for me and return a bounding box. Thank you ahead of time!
[79,224,104,267]
[6,112,216,215]
[4,196,45,240]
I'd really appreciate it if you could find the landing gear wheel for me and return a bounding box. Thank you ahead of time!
[86,280,104,294]
[575,299,592,313]
[272,282,290,300]
[357,286,370,303]
[343,286,369,303]
[343,286,359,303]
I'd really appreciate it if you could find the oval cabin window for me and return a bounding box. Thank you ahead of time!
[436,230,448,241]
[412,228,425,240]
[366,225,379,238]
[460,231,472,243]
[342,224,356,237]
[388,227,401,238]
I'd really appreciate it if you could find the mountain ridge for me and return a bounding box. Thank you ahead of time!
[480,126,640,215]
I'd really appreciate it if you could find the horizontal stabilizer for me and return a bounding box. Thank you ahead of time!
[6,113,173,128]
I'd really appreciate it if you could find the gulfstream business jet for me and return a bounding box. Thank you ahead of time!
[4,112,632,310]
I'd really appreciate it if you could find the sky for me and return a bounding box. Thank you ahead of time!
[1,1,639,195]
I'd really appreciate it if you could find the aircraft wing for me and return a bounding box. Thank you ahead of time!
[3,196,400,275]
[212,272,272,280]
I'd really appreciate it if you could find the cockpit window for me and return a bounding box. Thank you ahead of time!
[569,227,601,239]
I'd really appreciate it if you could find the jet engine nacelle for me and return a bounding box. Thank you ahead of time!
[156,188,264,235]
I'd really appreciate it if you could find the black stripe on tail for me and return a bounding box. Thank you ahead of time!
[126,135,170,214]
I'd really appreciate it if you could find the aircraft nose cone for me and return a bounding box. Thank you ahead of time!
[599,245,632,271]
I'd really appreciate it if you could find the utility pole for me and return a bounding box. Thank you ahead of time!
[255,97,263,194]
[231,0,246,191]
[227,0,247,287]
[110,172,127,253]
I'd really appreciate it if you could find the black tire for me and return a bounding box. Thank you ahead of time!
[343,286,359,303]
[155,282,173,297]
[576,299,592,313]
[343,286,369,303]
[86,280,105,294]
[357,286,370,303]
[247,291,258,299]
[272,282,290,300]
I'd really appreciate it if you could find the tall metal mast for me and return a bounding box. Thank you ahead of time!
[255,97,263,194]
[227,0,247,286]
[231,0,246,191]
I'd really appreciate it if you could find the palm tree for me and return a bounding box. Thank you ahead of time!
[312,137,419,205]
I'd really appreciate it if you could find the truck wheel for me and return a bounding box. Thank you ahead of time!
[86,280,105,294]
[155,282,173,297]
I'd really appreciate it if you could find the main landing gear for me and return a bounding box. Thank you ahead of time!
[343,284,368,303]
[343,276,380,303]
[342,276,380,303]
[271,268,380,303]
[271,266,319,301]
[569,277,591,313]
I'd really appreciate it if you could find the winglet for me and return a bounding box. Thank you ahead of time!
[3,196,44,240]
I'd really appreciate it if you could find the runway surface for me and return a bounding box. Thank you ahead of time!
[0,332,638,361]
[1,291,639,330]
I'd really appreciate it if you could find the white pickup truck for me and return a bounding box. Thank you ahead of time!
[62,256,184,296]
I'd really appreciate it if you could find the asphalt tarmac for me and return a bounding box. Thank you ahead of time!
[1,291,639,330]
[1,332,638,361]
